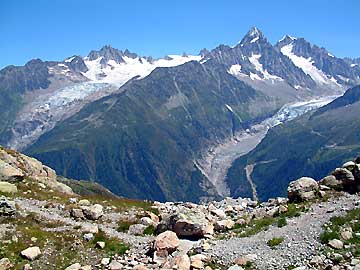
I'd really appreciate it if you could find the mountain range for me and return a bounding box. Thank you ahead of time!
[1,27,359,202]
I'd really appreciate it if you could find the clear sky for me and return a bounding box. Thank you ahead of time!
[1,0,359,68]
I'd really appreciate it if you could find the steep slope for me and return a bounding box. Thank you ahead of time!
[226,85,360,201]
[25,61,277,202]
[276,36,360,87]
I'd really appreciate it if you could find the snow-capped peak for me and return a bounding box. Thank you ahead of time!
[249,26,262,37]
[279,35,297,43]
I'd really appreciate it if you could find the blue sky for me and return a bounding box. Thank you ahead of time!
[1,0,359,68]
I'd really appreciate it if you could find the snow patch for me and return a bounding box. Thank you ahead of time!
[279,35,296,42]
[351,64,357,67]
[250,37,259,43]
[328,52,335,58]
[280,44,333,85]
[228,64,242,76]
[248,54,283,81]
[65,56,76,63]
[225,104,234,112]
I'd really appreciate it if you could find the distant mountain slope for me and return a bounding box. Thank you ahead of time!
[226,85,360,201]
[25,61,277,202]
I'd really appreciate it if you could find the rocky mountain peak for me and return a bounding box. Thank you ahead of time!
[239,26,266,46]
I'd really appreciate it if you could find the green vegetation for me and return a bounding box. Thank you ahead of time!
[267,237,284,248]
[117,220,136,233]
[92,231,129,256]
[231,202,307,238]
[320,208,360,258]
[277,217,287,228]
[143,225,156,235]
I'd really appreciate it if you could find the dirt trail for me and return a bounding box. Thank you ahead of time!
[207,193,360,269]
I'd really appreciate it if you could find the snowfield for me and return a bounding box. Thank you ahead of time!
[83,55,202,86]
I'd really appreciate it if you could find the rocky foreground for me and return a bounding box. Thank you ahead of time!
[1,146,360,270]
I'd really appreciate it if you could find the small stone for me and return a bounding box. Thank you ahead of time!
[65,263,82,270]
[0,197,16,216]
[227,265,244,270]
[83,233,94,241]
[78,199,91,206]
[101,258,110,265]
[328,239,344,249]
[133,266,149,270]
[96,241,105,249]
[20,246,41,261]
[23,264,32,270]
[108,260,123,270]
[81,223,99,234]
[0,258,12,270]
[69,197,78,204]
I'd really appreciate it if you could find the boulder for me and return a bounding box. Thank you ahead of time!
[20,246,41,260]
[82,204,103,220]
[319,175,343,190]
[70,208,85,219]
[342,161,356,170]
[214,219,235,232]
[0,181,17,194]
[332,168,357,192]
[0,197,16,216]
[154,231,179,252]
[163,255,191,270]
[161,207,213,238]
[210,208,227,219]
[332,168,355,182]
[140,216,157,227]
[0,159,24,182]
[190,254,208,269]
[287,177,319,202]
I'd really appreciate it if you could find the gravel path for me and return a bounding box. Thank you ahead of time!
[207,193,360,270]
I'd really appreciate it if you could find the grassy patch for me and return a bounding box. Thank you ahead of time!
[277,217,287,228]
[319,208,360,261]
[267,237,284,248]
[143,225,156,235]
[117,220,136,233]
[92,231,129,256]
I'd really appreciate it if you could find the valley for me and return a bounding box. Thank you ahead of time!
[198,94,340,199]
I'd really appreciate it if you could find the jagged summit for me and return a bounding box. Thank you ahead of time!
[239,26,266,45]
